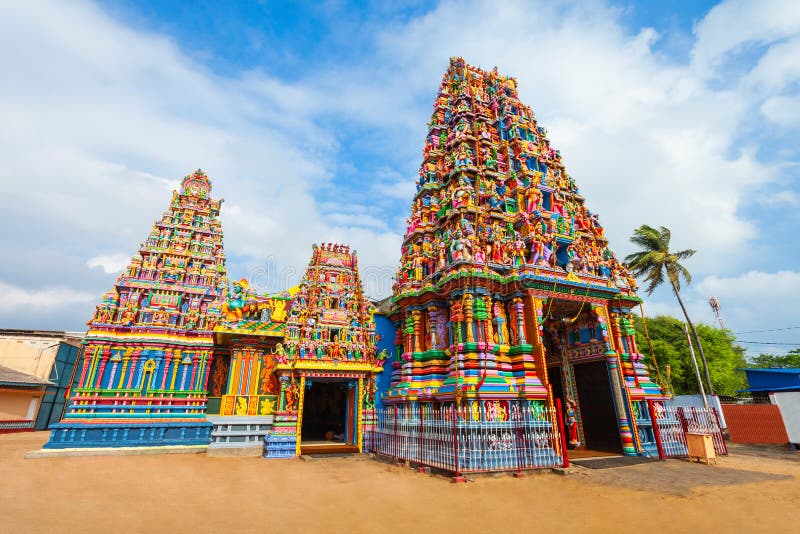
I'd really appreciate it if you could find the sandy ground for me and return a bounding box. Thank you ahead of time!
[2,432,799,534]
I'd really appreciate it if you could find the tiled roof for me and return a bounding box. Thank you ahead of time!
[0,364,52,387]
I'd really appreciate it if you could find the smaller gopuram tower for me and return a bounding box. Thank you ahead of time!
[45,170,228,448]
[264,243,386,458]
[381,58,666,466]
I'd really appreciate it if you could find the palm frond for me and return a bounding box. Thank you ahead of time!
[629,225,662,251]
[658,226,671,249]
[642,265,665,295]
[676,263,692,285]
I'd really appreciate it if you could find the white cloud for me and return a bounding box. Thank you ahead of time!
[0,282,96,312]
[761,95,800,127]
[759,189,800,206]
[697,270,800,303]
[375,180,416,201]
[691,0,800,72]
[747,36,800,91]
[86,253,130,274]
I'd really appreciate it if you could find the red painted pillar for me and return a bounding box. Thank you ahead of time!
[77,346,93,388]
[94,348,111,388]
[647,400,665,460]
[160,350,171,390]
[189,353,199,391]
[556,398,569,468]
[126,350,142,389]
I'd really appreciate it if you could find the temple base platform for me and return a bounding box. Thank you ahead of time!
[43,421,212,449]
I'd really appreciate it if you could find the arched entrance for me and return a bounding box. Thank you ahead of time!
[298,376,361,455]
[542,298,624,457]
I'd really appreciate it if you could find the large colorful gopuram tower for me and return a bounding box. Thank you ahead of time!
[45,170,228,448]
[383,58,665,458]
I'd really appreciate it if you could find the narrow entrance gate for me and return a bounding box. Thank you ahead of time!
[300,379,360,455]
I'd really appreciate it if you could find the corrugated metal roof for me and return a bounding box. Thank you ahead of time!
[738,385,800,393]
[0,364,53,387]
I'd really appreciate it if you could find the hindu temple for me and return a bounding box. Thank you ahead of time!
[44,58,669,464]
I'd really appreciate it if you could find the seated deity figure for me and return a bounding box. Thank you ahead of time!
[152,307,169,324]
[455,144,472,168]
[473,245,486,264]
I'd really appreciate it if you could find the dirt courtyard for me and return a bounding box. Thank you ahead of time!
[2,433,799,533]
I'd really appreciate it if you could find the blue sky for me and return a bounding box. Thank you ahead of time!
[0,0,798,355]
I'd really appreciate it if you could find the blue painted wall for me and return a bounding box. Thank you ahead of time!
[374,314,397,401]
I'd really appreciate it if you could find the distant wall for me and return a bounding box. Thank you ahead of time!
[773,392,800,445]
[666,394,727,429]
[721,403,789,445]
[0,388,43,420]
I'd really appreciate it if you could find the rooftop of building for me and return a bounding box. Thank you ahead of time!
[0,364,53,388]
[0,329,83,346]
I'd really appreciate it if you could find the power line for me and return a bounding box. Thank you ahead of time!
[736,340,800,346]
[733,326,800,335]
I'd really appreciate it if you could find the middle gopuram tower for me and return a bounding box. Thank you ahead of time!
[385,58,665,457]
[263,243,385,458]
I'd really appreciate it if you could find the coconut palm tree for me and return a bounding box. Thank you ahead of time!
[625,225,714,395]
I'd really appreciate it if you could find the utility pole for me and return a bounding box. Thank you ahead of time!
[683,322,709,410]
[709,297,725,330]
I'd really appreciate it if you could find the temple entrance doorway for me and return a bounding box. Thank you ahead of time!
[572,360,622,455]
[542,297,622,457]
[549,361,622,457]
[300,379,359,454]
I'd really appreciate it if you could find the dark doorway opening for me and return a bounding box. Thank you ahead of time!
[301,381,349,443]
[548,365,566,434]
[573,360,622,454]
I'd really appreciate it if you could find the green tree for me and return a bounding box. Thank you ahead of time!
[635,315,747,396]
[625,225,714,394]
[749,348,800,368]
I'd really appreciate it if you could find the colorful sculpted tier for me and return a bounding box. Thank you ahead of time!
[384,58,665,457]
[45,170,228,448]
[395,57,634,290]
[283,243,380,365]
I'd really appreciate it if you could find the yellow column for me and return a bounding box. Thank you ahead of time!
[117,348,133,388]
[357,377,365,453]
[484,296,494,343]
[464,293,475,343]
[249,349,260,395]
[169,350,182,390]
[295,376,307,456]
